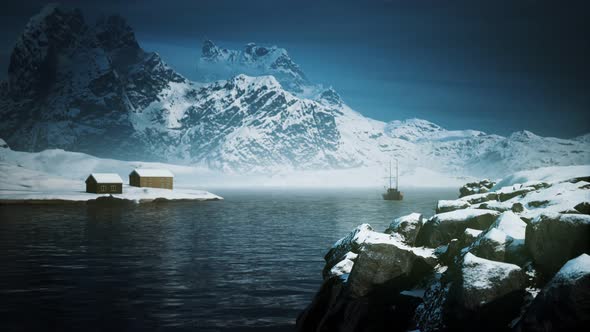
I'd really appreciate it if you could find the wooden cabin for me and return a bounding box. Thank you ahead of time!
[129,169,174,189]
[85,173,123,194]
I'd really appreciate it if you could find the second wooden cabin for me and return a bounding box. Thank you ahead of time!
[85,173,123,194]
[129,169,174,189]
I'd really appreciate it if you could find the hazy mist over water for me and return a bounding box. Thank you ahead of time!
[0,188,456,331]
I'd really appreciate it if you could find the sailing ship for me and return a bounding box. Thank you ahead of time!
[383,159,403,201]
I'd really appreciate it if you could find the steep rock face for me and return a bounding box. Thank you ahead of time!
[0,5,184,161]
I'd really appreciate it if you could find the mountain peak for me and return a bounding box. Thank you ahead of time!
[7,4,86,98]
[202,39,221,60]
[197,39,308,93]
[95,14,140,52]
[318,87,343,107]
[509,130,539,141]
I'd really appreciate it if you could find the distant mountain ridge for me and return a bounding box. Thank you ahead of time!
[198,39,312,95]
[0,5,588,177]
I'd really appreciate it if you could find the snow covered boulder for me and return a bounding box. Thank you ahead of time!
[468,212,528,265]
[415,209,501,248]
[516,254,590,332]
[460,192,499,205]
[498,186,536,202]
[446,253,526,330]
[384,212,424,245]
[347,234,436,297]
[459,179,495,197]
[459,253,525,309]
[323,224,374,278]
[526,213,590,279]
[436,199,471,214]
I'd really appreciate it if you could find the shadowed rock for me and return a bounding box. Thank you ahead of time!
[525,213,590,279]
[516,254,590,332]
[415,209,500,248]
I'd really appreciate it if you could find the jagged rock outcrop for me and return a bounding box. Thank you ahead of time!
[443,253,526,330]
[436,200,471,214]
[384,213,424,245]
[525,213,590,279]
[415,209,501,248]
[347,237,436,297]
[459,179,495,197]
[468,212,528,265]
[299,170,590,332]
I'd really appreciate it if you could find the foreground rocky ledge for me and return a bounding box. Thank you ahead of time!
[297,167,590,332]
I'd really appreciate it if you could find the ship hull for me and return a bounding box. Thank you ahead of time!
[382,189,403,201]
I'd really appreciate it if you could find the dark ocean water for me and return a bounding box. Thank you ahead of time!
[0,188,457,331]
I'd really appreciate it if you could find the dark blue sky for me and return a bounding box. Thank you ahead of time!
[1,0,589,137]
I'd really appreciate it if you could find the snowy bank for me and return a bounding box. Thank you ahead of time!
[0,185,222,205]
[0,147,222,204]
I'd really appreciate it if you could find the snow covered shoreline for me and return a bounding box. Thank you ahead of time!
[0,185,222,205]
[0,139,222,204]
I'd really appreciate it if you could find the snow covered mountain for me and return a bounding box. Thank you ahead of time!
[0,5,588,179]
[197,39,313,95]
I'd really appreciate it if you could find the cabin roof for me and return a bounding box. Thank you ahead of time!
[88,173,123,183]
[131,169,174,178]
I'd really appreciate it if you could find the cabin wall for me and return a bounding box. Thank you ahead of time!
[86,181,97,193]
[138,177,173,189]
[92,183,123,194]
[129,173,140,187]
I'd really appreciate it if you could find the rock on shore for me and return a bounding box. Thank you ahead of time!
[297,166,590,332]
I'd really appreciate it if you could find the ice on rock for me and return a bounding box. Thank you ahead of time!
[553,253,590,283]
[491,212,526,247]
[329,258,355,279]
[416,209,500,247]
[436,200,471,213]
[460,253,525,310]
[385,212,424,245]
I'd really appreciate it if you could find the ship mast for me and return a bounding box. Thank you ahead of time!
[396,159,399,190]
[389,160,392,189]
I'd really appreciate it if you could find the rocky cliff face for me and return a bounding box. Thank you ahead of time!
[0,5,588,176]
[0,4,184,161]
[297,168,590,331]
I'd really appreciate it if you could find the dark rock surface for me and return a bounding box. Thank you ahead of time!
[516,254,590,332]
[415,209,500,248]
[525,213,590,279]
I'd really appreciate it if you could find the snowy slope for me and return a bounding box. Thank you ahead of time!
[0,5,588,179]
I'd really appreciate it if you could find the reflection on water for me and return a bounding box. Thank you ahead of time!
[0,188,456,331]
